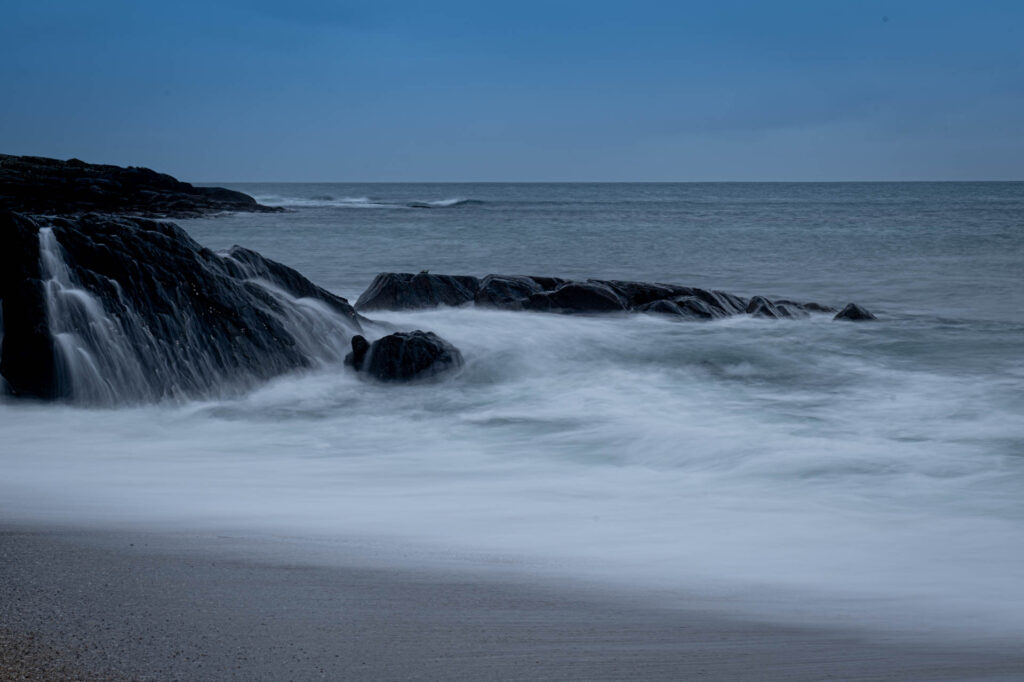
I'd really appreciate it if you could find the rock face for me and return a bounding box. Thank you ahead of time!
[0,211,361,402]
[355,272,480,311]
[0,154,282,217]
[345,331,463,382]
[833,303,877,321]
[354,272,858,321]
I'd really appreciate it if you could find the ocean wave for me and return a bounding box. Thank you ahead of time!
[253,195,482,210]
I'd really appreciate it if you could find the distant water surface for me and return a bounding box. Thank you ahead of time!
[3,182,1023,641]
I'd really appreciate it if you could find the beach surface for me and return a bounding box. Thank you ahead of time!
[2,523,1022,681]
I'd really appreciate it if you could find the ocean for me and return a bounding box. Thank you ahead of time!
[3,182,1023,640]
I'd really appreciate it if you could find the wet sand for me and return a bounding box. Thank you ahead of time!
[1,523,1021,681]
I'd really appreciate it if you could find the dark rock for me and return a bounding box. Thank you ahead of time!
[355,272,480,311]
[0,211,360,402]
[606,280,693,307]
[834,303,877,321]
[352,271,867,325]
[0,212,55,398]
[746,295,797,319]
[351,330,463,382]
[345,335,371,369]
[637,299,685,316]
[524,281,628,313]
[224,245,364,326]
[474,275,542,309]
[672,296,722,319]
[527,276,568,292]
[777,300,836,314]
[689,288,748,316]
[0,154,282,218]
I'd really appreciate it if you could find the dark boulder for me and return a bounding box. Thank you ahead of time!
[605,280,694,307]
[834,303,877,321]
[355,272,480,311]
[474,275,543,309]
[637,296,721,320]
[0,154,282,218]
[344,335,371,369]
[637,299,685,316]
[746,295,803,319]
[0,211,361,402]
[777,300,836,314]
[224,246,364,326]
[348,330,463,382]
[527,276,568,292]
[525,281,628,314]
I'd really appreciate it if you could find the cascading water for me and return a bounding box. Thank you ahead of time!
[37,226,360,405]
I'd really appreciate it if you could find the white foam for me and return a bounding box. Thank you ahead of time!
[2,306,1023,640]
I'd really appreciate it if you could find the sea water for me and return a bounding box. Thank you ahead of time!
[2,182,1023,639]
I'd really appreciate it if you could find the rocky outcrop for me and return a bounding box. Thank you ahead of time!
[355,272,480,311]
[0,154,282,218]
[345,331,463,382]
[354,272,859,321]
[833,303,877,321]
[0,211,361,402]
[524,281,628,313]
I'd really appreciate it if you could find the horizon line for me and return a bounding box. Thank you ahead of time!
[195,178,1024,184]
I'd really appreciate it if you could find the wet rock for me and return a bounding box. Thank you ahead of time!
[834,303,877,321]
[355,272,480,311]
[606,280,691,307]
[0,211,361,402]
[525,281,628,313]
[474,275,542,309]
[344,335,371,369]
[352,271,868,324]
[349,330,463,381]
[746,295,801,319]
[0,154,282,218]
[637,297,717,320]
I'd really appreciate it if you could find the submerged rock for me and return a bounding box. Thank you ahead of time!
[834,303,877,321]
[355,272,480,311]
[0,211,361,402]
[347,331,463,382]
[0,154,282,217]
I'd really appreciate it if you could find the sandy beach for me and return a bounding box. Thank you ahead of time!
[1,523,1021,681]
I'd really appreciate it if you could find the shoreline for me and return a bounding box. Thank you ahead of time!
[3,522,1022,681]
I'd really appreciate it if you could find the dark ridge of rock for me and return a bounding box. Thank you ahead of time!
[834,303,877,321]
[605,280,692,307]
[347,331,463,382]
[0,211,360,402]
[0,212,56,398]
[355,272,861,322]
[637,299,685,316]
[777,300,837,314]
[355,272,480,311]
[0,154,282,218]
[474,275,543,309]
[224,246,365,326]
[528,276,569,292]
[525,281,629,314]
[746,295,801,319]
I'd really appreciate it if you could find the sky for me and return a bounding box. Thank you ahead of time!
[1,1,1022,181]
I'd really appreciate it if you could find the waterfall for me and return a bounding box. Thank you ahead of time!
[37,227,358,405]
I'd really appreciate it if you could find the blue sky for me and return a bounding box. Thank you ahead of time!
[2,1,1022,181]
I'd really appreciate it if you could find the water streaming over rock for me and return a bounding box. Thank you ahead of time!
[32,219,362,404]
